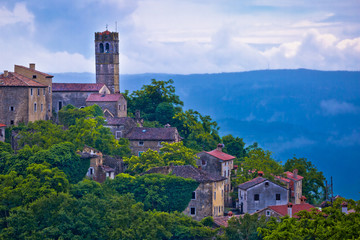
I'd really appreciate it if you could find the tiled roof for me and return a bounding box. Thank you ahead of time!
[105,117,134,125]
[238,177,267,190]
[0,124,6,127]
[86,93,124,102]
[275,175,291,183]
[285,171,304,181]
[213,215,241,227]
[14,65,53,78]
[0,72,46,87]
[144,165,227,183]
[125,127,178,141]
[207,149,236,161]
[52,83,105,92]
[102,165,115,172]
[268,203,316,218]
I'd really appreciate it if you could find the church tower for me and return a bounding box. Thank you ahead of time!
[95,30,119,93]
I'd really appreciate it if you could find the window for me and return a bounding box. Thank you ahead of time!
[37,88,40,96]
[224,171,226,177]
[41,104,43,112]
[265,182,269,187]
[118,104,121,110]
[214,207,216,214]
[214,192,216,200]
[100,43,104,53]
[105,43,110,52]
[49,87,51,94]
[254,194,260,201]
[138,151,144,156]
[32,75,37,79]
[43,88,45,95]
[30,88,33,96]
[266,210,271,216]
[34,103,37,112]
[58,101,63,110]
[88,167,94,176]
[124,105,126,110]
[276,194,281,201]
[10,120,14,125]
[115,131,122,139]
[138,141,144,146]
[201,159,206,166]
[9,106,14,111]
[190,207,196,215]
[192,191,196,200]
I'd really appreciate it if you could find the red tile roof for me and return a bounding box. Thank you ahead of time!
[285,171,304,181]
[86,93,124,102]
[53,83,105,92]
[207,149,235,161]
[268,203,316,218]
[0,124,6,127]
[100,30,111,35]
[275,175,291,183]
[15,65,53,78]
[0,72,47,87]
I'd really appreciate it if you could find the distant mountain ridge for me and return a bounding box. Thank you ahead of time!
[54,69,360,199]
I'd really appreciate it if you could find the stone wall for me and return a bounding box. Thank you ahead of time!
[129,140,174,156]
[183,182,213,221]
[52,91,93,112]
[0,87,29,126]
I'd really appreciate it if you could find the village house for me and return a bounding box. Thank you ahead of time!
[197,144,235,206]
[0,65,53,126]
[255,196,315,219]
[52,83,110,112]
[143,165,227,221]
[80,146,124,183]
[275,169,303,204]
[85,92,127,118]
[0,124,6,142]
[238,173,288,214]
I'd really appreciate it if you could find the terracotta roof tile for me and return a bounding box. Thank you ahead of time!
[238,177,267,190]
[268,203,316,218]
[0,72,46,87]
[86,93,124,102]
[207,149,235,161]
[285,171,304,181]
[125,127,179,141]
[52,83,105,92]
[0,124,6,127]
[14,65,53,78]
[143,165,227,183]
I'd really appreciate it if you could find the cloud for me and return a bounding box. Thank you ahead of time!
[244,113,256,122]
[320,99,359,115]
[0,2,34,30]
[327,130,360,147]
[269,136,316,153]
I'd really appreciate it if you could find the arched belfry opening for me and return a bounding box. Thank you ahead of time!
[95,30,120,93]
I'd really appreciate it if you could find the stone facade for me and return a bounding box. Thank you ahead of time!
[197,144,235,206]
[52,83,109,112]
[86,93,127,118]
[95,31,119,93]
[0,68,50,126]
[275,169,303,204]
[105,117,137,139]
[0,124,5,142]
[125,127,182,156]
[143,165,226,221]
[238,177,288,214]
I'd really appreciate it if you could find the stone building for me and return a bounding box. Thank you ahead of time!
[52,83,109,112]
[105,117,137,139]
[80,146,124,183]
[0,124,5,142]
[144,165,227,221]
[275,169,303,204]
[238,175,288,214]
[256,197,315,219]
[125,126,182,156]
[85,93,127,118]
[0,66,52,126]
[197,144,235,206]
[95,30,119,93]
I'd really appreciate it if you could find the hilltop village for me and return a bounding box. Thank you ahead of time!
[0,30,359,239]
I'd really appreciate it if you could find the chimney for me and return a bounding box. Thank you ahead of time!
[293,169,298,179]
[341,202,348,214]
[217,143,224,152]
[227,211,233,216]
[287,202,293,218]
[300,196,307,204]
[4,70,8,77]
[135,110,141,119]
[29,63,35,70]
[164,123,171,128]
[258,171,264,177]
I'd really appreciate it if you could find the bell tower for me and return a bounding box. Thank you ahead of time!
[95,30,120,93]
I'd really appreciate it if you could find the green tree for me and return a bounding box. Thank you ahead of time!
[222,134,246,160]
[284,157,326,204]
[58,104,103,127]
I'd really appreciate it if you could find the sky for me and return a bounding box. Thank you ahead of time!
[0,0,360,74]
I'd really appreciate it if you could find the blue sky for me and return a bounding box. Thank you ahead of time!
[0,0,359,74]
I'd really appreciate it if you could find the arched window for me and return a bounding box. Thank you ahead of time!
[105,43,110,52]
[100,43,104,53]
